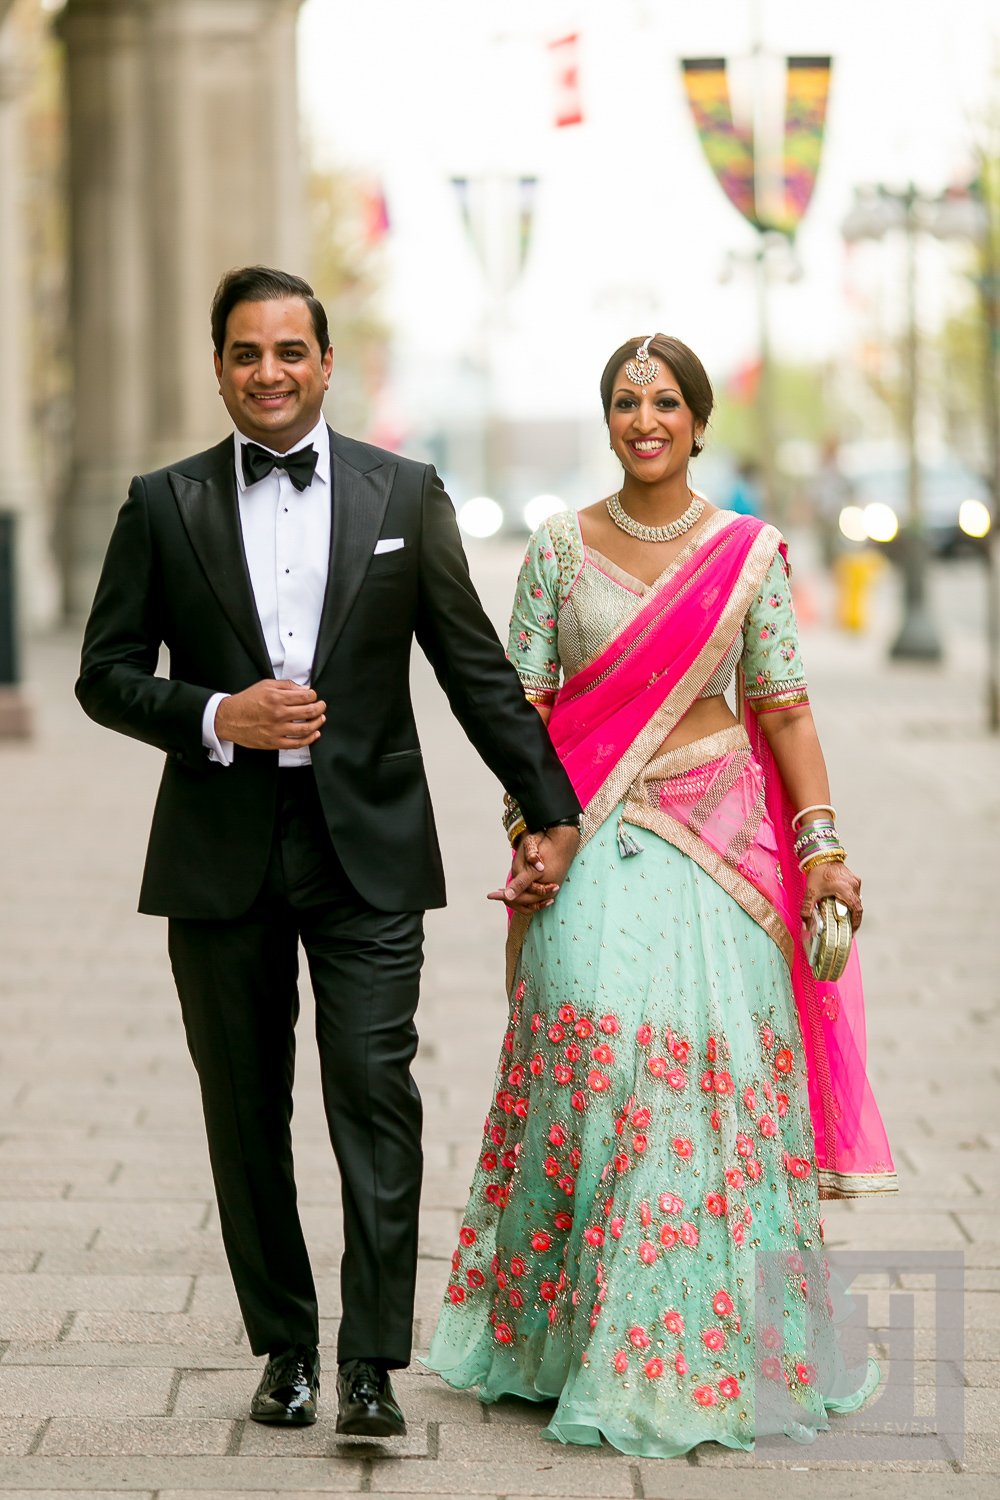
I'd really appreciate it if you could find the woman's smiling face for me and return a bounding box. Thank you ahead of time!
[607,362,702,487]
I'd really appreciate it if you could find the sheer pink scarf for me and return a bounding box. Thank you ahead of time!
[543,514,895,1198]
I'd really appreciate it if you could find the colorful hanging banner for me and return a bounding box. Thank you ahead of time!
[681,54,831,235]
[548,32,584,127]
[782,57,832,228]
[680,58,756,224]
[450,175,538,295]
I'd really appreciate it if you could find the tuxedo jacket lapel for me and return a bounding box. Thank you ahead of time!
[168,441,273,679]
[312,428,396,682]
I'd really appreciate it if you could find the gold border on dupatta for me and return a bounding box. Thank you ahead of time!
[505,518,784,992]
[819,1168,899,1200]
[576,520,782,847]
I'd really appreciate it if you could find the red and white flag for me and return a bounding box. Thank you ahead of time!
[548,33,583,127]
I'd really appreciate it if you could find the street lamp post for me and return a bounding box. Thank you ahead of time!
[842,184,942,660]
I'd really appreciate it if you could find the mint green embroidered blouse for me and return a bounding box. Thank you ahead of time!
[507,509,808,714]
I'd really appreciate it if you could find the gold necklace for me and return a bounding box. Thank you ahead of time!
[606,489,705,543]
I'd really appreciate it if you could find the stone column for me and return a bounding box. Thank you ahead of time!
[0,3,60,638]
[58,0,149,617]
[59,0,304,616]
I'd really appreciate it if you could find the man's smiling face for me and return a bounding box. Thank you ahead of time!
[214,296,334,453]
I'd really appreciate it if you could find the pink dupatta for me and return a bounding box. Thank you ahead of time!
[537,512,895,1199]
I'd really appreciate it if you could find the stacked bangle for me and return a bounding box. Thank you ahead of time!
[801,849,847,872]
[502,792,527,846]
[792,813,847,873]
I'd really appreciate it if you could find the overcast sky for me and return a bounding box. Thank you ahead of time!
[298,0,1000,426]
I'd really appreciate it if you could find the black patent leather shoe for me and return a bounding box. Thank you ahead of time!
[336,1358,406,1437]
[250,1344,319,1425]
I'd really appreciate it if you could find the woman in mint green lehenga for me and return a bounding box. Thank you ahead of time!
[426,336,895,1458]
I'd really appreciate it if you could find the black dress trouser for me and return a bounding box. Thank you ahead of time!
[167,768,425,1365]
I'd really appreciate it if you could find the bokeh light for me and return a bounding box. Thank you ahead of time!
[862,503,899,543]
[458,497,504,538]
[959,499,991,538]
[838,506,868,542]
[523,494,566,531]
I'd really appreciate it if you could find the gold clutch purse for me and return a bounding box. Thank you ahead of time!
[805,896,854,983]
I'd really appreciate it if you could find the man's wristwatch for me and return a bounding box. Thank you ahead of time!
[545,814,582,832]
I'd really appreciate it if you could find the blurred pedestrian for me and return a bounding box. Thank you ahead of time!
[428,335,894,1457]
[728,457,764,516]
[75,267,580,1437]
[811,437,851,569]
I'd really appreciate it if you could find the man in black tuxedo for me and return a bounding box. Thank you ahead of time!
[77,266,580,1434]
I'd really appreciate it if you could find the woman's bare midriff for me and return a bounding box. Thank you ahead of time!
[657,693,738,754]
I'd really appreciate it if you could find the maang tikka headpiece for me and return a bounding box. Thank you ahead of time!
[624,335,660,387]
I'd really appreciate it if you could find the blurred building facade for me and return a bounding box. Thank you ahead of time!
[0,0,304,625]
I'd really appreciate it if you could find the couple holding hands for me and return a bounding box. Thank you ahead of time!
[79,265,893,1459]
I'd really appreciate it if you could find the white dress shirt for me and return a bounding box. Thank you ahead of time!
[201,415,331,768]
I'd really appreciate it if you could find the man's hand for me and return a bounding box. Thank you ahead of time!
[488,824,581,914]
[214,680,326,751]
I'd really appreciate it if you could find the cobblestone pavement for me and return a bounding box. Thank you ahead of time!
[0,540,997,1500]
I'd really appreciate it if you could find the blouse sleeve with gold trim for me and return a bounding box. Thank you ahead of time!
[741,548,810,714]
[507,522,563,706]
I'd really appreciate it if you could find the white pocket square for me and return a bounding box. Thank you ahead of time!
[374,537,404,555]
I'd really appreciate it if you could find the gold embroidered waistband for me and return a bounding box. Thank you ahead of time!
[641,724,750,782]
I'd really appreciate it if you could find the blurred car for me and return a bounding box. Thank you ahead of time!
[846,458,992,556]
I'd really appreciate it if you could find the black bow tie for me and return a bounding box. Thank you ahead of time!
[241,441,319,493]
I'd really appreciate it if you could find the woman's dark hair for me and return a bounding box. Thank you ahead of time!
[600,334,713,456]
[210,265,330,358]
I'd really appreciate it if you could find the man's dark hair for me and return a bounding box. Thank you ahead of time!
[210,266,331,358]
